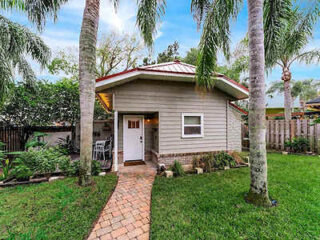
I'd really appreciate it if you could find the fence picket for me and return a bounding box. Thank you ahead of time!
[256,119,320,153]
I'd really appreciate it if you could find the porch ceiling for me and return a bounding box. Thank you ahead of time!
[96,93,113,112]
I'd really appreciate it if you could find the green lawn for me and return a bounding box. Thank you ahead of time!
[151,153,320,240]
[0,175,117,240]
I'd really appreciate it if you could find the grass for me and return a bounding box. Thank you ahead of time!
[151,153,320,240]
[0,175,117,240]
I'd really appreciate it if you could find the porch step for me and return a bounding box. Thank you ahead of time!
[124,160,146,166]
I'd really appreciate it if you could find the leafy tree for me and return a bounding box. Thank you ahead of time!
[96,33,144,78]
[0,81,54,127]
[264,3,320,139]
[157,41,180,63]
[0,0,66,105]
[141,57,156,66]
[267,79,320,112]
[183,48,198,66]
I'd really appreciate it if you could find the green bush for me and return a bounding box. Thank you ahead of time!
[202,154,215,173]
[171,160,185,177]
[285,137,310,153]
[10,164,33,181]
[25,132,48,149]
[67,160,101,176]
[92,160,102,176]
[213,151,236,169]
[15,148,72,175]
[57,136,74,155]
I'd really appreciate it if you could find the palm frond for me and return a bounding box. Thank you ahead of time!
[14,56,37,87]
[264,0,292,68]
[136,0,166,48]
[266,81,284,98]
[109,0,120,12]
[191,0,211,29]
[290,49,320,65]
[0,15,50,103]
[195,0,242,89]
[0,49,13,105]
[265,2,320,68]
[0,15,51,67]
[284,8,318,58]
[0,0,24,11]
[0,0,68,31]
[24,0,68,31]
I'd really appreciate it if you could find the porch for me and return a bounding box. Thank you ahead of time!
[113,111,159,172]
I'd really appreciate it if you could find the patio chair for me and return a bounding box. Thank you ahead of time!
[93,140,107,161]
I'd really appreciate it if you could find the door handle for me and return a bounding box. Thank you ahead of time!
[140,136,143,142]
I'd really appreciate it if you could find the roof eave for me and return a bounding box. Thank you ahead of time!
[95,70,249,100]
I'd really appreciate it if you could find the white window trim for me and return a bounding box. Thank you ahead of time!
[182,113,204,138]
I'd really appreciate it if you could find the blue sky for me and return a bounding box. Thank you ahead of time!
[4,0,320,107]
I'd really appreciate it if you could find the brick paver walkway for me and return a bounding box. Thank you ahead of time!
[88,163,156,240]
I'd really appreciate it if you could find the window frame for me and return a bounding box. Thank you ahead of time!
[181,113,204,138]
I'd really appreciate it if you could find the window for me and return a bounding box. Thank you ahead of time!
[182,113,204,138]
[128,120,140,129]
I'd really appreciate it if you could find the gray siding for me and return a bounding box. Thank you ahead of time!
[227,106,242,151]
[105,79,237,155]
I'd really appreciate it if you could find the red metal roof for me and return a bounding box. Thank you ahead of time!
[229,102,248,115]
[96,61,249,93]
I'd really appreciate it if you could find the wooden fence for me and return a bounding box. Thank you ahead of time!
[0,126,23,152]
[266,119,320,152]
[0,126,73,153]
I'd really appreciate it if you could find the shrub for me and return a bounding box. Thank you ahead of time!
[213,151,236,169]
[285,137,310,153]
[171,160,185,177]
[57,136,74,155]
[10,164,33,181]
[192,156,202,169]
[69,160,80,176]
[202,154,215,173]
[67,160,102,176]
[25,132,48,149]
[92,160,102,176]
[15,148,72,175]
[230,151,246,165]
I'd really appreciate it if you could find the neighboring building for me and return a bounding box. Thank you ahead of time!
[95,60,248,171]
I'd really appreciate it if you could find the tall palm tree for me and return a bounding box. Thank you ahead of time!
[0,0,67,105]
[78,0,100,186]
[264,4,320,140]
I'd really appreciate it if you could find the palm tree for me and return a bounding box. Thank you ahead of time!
[264,4,320,140]
[267,79,320,112]
[78,0,100,186]
[0,0,67,105]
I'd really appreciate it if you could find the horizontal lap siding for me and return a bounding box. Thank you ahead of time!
[227,107,242,151]
[107,79,228,155]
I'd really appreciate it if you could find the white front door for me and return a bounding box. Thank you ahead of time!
[123,115,144,161]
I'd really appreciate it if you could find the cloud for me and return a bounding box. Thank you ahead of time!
[62,0,138,35]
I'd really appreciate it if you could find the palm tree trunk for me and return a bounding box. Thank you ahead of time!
[78,0,100,186]
[282,67,292,141]
[245,0,271,207]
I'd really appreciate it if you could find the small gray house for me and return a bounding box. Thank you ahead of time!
[95,60,248,171]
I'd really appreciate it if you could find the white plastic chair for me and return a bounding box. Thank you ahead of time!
[93,140,106,161]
